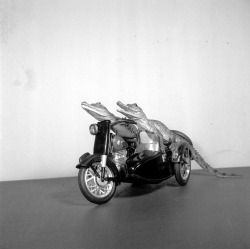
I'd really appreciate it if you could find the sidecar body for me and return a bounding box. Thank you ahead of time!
[121,129,194,184]
[125,150,175,183]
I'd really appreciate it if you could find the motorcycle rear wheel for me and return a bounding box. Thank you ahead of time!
[174,147,191,186]
[78,161,116,204]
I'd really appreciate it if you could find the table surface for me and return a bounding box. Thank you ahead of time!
[1,167,250,249]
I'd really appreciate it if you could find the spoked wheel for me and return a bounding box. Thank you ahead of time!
[78,161,116,204]
[174,147,191,186]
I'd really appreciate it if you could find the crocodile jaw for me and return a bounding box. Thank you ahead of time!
[116,101,144,120]
[81,102,105,116]
[81,101,112,121]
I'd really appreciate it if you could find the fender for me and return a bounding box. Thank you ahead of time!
[76,152,93,168]
[76,153,120,184]
[170,130,193,146]
[170,141,194,162]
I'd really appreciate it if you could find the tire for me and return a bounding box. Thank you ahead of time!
[78,160,116,204]
[174,147,191,186]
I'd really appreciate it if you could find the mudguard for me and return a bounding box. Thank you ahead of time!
[76,152,93,168]
[170,130,193,146]
[76,153,120,183]
[170,141,195,162]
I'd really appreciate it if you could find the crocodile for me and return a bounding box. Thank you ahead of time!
[81,101,117,123]
[117,102,167,153]
[81,101,138,138]
[117,101,237,177]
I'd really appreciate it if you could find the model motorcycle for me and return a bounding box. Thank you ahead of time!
[76,119,193,204]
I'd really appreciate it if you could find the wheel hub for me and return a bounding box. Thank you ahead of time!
[181,159,191,180]
[84,166,114,198]
[96,176,108,186]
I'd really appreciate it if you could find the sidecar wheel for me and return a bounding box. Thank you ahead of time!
[78,162,116,204]
[174,147,191,186]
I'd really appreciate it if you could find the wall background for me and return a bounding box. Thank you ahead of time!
[1,0,250,181]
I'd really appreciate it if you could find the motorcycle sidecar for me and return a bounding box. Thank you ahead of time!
[122,131,193,186]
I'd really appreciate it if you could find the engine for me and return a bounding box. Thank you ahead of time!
[111,135,128,171]
[113,150,127,171]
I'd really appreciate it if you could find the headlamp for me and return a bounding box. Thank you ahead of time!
[89,124,99,135]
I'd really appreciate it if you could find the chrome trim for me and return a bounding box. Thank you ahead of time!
[101,155,107,168]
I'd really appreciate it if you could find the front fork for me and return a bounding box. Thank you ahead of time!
[100,155,107,181]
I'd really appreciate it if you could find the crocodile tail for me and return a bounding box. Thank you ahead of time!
[192,148,239,177]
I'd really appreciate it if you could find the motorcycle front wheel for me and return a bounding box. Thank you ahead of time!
[174,147,191,186]
[78,161,116,204]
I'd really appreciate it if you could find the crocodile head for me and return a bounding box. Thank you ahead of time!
[81,101,116,122]
[116,101,147,120]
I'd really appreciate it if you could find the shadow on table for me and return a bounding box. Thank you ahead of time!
[114,177,179,198]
